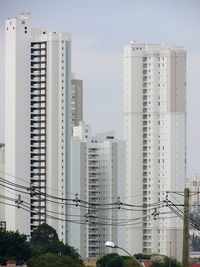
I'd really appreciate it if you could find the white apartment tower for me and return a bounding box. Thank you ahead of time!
[0,144,5,229]
[5,14,71,242]
[124,43,186,259]
[69,122,126,259]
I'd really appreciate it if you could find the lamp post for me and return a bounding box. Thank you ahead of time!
[105,241,144,267]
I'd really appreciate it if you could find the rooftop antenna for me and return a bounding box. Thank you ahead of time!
[130,39,137,45]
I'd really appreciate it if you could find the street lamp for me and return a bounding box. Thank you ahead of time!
[105,241,144,267]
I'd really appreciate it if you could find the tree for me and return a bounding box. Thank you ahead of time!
[31,223,59,245]
[0,229,30,265]
[151,256,181,267]
[134,254,151,260]
[107,255,124,267]
[97,253,124,267]
[30,223,80,260]
[27,253,84,267]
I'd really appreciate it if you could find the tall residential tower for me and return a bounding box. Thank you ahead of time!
[5,14,71,242]
[124,43,186,259]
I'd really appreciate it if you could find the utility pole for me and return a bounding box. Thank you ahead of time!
[182,188,189,267]
[169,241,172,267]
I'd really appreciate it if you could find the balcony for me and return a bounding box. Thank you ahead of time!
[143,70,147,75]
[143,181,147,187]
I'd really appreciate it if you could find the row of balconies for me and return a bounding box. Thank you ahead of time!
[143,241,152,247]
[31,99,46,105]
[30,165,46,170]
[30,178,46,184]
[31,112,46,118]
[143,248,152,253]
[31,95,46,101]
[31,77,46,83]
[89,160,98,164]
[31,51,46,57]
[143,236,152,241]
[143,229,152,234]
[30,184,46,190]
[31,119,46,125]
[89,234,98,239]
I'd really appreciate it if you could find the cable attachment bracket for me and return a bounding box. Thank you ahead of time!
[15,194,23,209]
[73,193,80,207]
[152,208,159,220]
[117,197,122,209]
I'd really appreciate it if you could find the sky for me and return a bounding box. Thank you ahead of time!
[0,0,200,177]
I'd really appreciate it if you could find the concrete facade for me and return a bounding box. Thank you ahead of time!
[124,43,186,260]
[71,74,83,132]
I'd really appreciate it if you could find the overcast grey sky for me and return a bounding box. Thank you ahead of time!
[0,0,200,177]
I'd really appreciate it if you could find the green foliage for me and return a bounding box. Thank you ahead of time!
[97,253,181,267]
[97,253,124,267]
[30,223,80,260]
[134,253,151,260]
[0,223,81,266]
[122,257,138,267]
[0,229,30,265]
[30,240,80,259]
[27,253,84,267]
[151,256,181,267]
[31,223,59,245]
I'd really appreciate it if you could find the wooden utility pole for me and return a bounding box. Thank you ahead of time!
[182,188,189,267]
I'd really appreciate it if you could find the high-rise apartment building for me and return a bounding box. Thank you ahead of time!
[69,122,125,259]
[0,144,5,228]
[187,175,200,213]
[71,74,83,131]
[124,43,186,259]
[5,14,71,242]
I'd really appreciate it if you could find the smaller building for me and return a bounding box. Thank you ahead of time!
[2,261,27,267]
[68,122,126,259]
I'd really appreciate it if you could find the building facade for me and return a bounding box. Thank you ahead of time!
[71,74,83,131]
[124,43,186,259]
[69,122,126,259]
[0,144,5,229]
[187,175,200,213]
[5,14,71,242]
